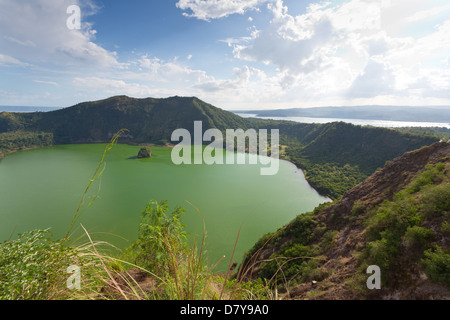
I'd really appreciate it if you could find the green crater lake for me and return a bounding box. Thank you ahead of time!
[0,144,328,270]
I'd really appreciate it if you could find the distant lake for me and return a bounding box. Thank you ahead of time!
[235,113,450,129]
[0,144,328,271]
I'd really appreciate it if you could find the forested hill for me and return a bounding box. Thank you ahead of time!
[246,119,439,198]
[0,95,249,144]
[0,95,440,198]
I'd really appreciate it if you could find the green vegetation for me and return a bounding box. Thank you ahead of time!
[0,199,274,300]
[118,199,273,300]
[241,201,334,289]
[247,119,438,199]
[0,96,439,199]
[394,127,450,141]
[243,159,449,295]
[0,229,77,300]
[0,96,249,145]
[421,247,450,287]
[0,130,53,159]
[0,132,272,300]
[0,229,122,300]
[255,214,323,285]
[361,163,449,286]
[0,96,446,299]
[296,161,366,200]
[279,122,437,199]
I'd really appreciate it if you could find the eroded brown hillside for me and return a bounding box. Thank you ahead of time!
[239,141,450,300]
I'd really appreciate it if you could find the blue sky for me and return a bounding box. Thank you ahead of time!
[0,0,450,110]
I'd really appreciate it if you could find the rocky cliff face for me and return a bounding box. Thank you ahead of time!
[239,142,450,300]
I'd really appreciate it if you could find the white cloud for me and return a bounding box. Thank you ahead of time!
[0,0,121,69]
[405,3,450,23]
[72,55,216,101]
[73,77,154,97]
[327,0,381,32]
[130,55,211,85]
[176,0,268,21]
[347,60,396,98]
[193,65,251,92]
[2,0,449,109]
[229,0,450,106]
[235,15,334,74]
[0,53,28,66]
[4,36,36,47]
[33,80,59,86]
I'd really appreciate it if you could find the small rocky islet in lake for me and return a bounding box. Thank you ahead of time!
[137,147,152,159]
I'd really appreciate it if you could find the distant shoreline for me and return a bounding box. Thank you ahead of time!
[234,113,450,129]
[0,106,61,113]
[0,144,51,160]
[0,141,174,161]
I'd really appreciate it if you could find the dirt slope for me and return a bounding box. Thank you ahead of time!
[239,141,450,300]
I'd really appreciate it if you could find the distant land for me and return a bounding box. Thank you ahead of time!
[0,106,61,113]
[0,95,439,199]
[231,105,450,124]
[3,104,449,124]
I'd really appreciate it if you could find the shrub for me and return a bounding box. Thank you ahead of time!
[320,230,339,252]
[283,213,317,245]
[129,200,188,275]
[401,226,434,250]
[421,246,450,287]
[126,200,231,300]
[0,230,78,300]
[419,183,450,218]
[366,196,421,241]
[365,238,398,273]
[351,200,366,217]
[407,164,445,194]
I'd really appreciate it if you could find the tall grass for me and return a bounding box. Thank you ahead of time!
[65,129,129,240]
[0,129,277,300]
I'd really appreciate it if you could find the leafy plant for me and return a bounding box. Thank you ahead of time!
[402,226,434,250]
[0,229,112,300]
[421,246,450,287]
[0,229,74,300]
[0,130,53,159]
[359,162,449,285]
[129,200,188,274]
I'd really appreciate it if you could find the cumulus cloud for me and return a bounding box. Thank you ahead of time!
[235,15,335,74]
[228,0,450,105]
[176,0,268,21]
[130,55,211,85]
[72,55,217,101]
[347,60,396,98]
[73,77,154,97]
[233,0,382,74]
[0,0,121,69]
[2,0,449,108]
[193,65,251,92]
